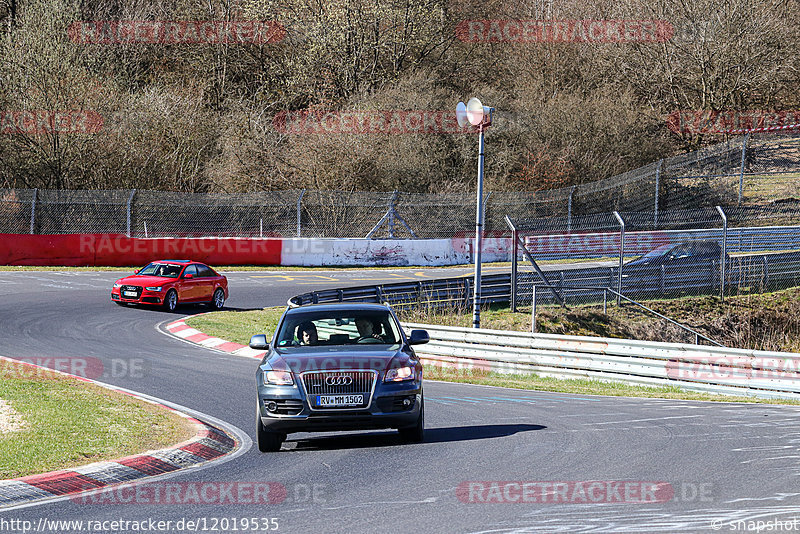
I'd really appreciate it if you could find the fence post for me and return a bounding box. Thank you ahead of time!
[738,134,749,204]
[716,206,727,301]
[296,189,305,237]
[654,159,662,228]
[388,191,397,239]
[510,227,518,312]
[126,189,136,237]
[530,285,537,333]
[567,186,575,233]
[613,211,625,305]
[29,188,37,234]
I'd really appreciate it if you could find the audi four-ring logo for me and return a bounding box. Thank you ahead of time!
[325,375,353,386]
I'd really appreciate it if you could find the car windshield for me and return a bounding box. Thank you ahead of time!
[137,262,183,278]
[638,244,673,259]
[275,309,402,348]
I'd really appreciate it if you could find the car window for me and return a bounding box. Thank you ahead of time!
[275,311,400,348]
[182,264,197,277]
[196,264,214,277]
[669,245,691,259]
[694,243,719,256]
[138,263,182,278]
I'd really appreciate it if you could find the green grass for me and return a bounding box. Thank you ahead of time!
[187,307,286,345]
[0,361,195,478]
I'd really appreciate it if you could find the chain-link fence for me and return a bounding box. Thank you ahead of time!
[1,131,799,238]
[506,204,800,345]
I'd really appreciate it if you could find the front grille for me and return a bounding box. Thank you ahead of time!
[301,371,376,395]
[301,370,377,410]
[120,285,142,299]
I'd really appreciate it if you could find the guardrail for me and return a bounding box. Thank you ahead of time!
[402,323,800,401]
[289,250,800,309]
[518,225,800,261]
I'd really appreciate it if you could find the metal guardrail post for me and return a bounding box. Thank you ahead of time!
[29,188,37,234]
[613,211,625,305]
[716,206,727,301]
[738,134,749,204]
[126,189,136,237]
[296,189,305,237]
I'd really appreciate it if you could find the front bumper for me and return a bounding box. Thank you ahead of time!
[111,289,163,305]
[257,381,422,433]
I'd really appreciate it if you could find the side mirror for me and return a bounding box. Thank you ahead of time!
[249,334,270,350]
[183,273,193,279]
[408,329,430,346]
[134,269,140,274]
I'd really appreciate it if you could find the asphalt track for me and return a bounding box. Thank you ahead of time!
[2,268,800,533]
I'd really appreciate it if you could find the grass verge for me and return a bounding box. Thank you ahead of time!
[0,360,195,479]
[187,308,286,346]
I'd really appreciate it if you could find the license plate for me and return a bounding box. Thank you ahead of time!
[123,291,137,297]
[316,395,364,407]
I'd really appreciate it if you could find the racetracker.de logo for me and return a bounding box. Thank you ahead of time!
[666,110,800,135]
[68,20,286,45]
[0,357,147,380]
[72,482,288,505]
[0,111,103,135]
[272,110,479,135]
[455,20,673,43]
[665,356,800,383]
[457,481,674,503]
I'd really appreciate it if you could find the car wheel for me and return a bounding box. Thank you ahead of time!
[398,398,424,443]
[211,288,225,310]
[163,289,178,312]
[256,407,283,453]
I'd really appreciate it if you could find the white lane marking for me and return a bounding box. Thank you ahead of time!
[585,415,705,425]
[740,455,800,464]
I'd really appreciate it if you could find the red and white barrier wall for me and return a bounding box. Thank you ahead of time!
[0,234,512,267]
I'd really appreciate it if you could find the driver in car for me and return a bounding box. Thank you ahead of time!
[355,317,384,341]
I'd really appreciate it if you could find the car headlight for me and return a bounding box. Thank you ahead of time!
[385,366,415,382]
[145,286,163,291]
[113,283,122,288]
[263,370,294,386]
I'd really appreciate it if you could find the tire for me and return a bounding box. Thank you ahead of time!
[398,398,424,443]
[211,288,225,310]
[163,289,178,312]
[256,407,283,453]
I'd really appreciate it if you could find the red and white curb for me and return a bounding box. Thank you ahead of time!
[0,356,242,509]
[164,318,267,359]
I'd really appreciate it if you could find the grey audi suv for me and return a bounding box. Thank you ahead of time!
[250,303,429,452]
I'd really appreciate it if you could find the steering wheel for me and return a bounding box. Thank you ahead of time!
[356,336,383,344]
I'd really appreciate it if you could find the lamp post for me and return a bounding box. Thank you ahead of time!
[456,98,493,328]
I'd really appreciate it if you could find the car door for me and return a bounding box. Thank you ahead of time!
[194,264,216,302]
[179,264,200,301]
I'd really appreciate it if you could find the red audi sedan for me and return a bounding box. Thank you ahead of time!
[111,260,228,311]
